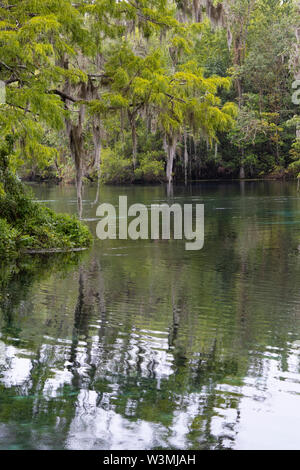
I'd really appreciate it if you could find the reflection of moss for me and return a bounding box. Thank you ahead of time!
[0,252,85,330]
[0,152,92,258]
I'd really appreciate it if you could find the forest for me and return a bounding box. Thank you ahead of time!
[0,0,299,252]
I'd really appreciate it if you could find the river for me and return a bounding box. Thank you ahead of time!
[1,181,300,450]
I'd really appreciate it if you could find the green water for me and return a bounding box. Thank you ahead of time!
[1,181,300,450]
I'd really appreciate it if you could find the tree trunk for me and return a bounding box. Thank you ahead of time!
[128,111,137,170]
[184,129,188,186]
[214,142,218,160]
[193,0,201,22]
[239,164,245,179]
[93,121,101,172]
[68,124,84,218]
[166,135,177,184]
[163,134,168,154]
[61,59,88,219]
[92,120,101,205]
[132,119,137,170]
[236,76,243,108]
[240,149,245,179]
[234,44,243,107]
[66,104,85,219]
[295,2,300,138]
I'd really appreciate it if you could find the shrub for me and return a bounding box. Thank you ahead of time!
[134,151,165,182]
[0,218,19,258]
[0,163,92,257]
[101,148,134,184]
[289,139,300,177]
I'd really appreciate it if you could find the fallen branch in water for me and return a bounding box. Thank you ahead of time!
[23,247,88,254]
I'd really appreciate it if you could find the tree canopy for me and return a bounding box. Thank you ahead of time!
[0,0,299,217]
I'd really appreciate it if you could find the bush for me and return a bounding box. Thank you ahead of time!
[0,218,19,258]
[288,139,300,177]
[0,163,92,257]
[101,148,134,184]
[15,205,92,250]
[134,151,165,182]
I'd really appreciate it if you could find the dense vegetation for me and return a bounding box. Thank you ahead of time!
[0,149,92,258]
[0,0,299,242]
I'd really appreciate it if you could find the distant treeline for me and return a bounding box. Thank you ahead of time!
[0,0,299,216]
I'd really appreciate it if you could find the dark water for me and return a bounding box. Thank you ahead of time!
[1,181,300,450]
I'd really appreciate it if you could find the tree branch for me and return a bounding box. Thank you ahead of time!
[50,89,78,103]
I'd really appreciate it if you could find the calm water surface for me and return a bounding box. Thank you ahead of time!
[1,181,300,450]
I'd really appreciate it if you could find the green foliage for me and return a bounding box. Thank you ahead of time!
[101,148,134,184]
[0,0,299,189]
[288,139,300,177]
[0,200,92,256]
[16,205,92,250]
[0,218,19,258]
[135,151,165,182]
[0,161,92,257]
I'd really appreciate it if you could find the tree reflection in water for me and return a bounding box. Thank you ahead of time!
[1,182,300,450]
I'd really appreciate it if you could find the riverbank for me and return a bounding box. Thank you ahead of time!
[21,169,297,187]
[0,162,92,260]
